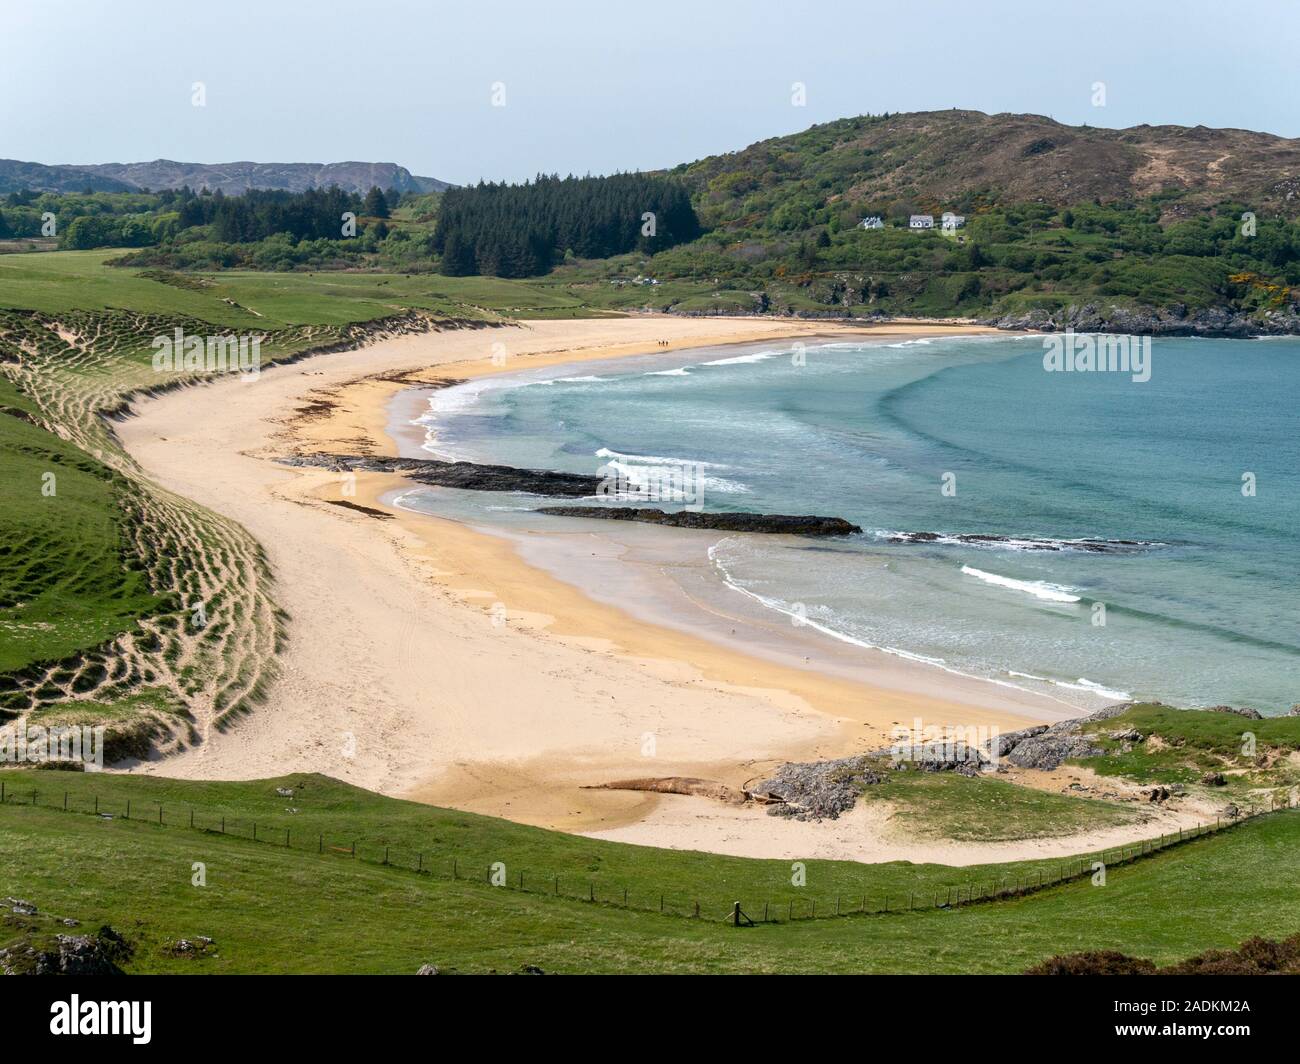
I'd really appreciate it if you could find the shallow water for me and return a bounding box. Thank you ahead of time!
[398,334,1300,714]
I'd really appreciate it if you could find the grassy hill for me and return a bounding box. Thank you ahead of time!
[1,770,1296,974]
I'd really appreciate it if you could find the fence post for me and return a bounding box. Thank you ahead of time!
[221,816,225,834]
[94,795,98,815]
[63,791,68,811]
[190,809,194,829]
[159,804,163,825]
[764,901,769,922]
[286,828,290,848]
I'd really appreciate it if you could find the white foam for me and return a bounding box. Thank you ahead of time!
[706,544,1083,707]
[595,446,728,469]
[960,565,1082,603]
[699,349,780,367]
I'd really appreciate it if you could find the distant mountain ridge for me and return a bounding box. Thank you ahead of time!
[0,158,449,195]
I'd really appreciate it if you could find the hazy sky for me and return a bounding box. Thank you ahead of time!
[4,0,1296,185]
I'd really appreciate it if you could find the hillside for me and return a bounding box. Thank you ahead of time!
[1,771,1297,974]
[675,109,1300,220]
[0,158,449,195]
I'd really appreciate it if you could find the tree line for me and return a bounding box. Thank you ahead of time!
[433,173,701,277]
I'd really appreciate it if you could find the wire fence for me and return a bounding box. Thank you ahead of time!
[0,778,1293,926]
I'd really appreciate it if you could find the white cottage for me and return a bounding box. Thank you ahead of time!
[941,212,966,231]
[859,216,884,230]
[909,215,934,229]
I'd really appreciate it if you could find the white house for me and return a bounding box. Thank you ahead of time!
[941,212,966,231]
[909,214,934,229]
[859,216,884,230]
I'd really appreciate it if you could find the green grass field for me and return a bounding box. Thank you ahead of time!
[0,249,613,325]
[0,771,1295,974]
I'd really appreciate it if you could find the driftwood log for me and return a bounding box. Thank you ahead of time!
[582,777,785,806]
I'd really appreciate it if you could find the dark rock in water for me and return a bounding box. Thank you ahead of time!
[884,531,1158,554]
[1288,704,1300,717]
[1206,704,1263,720]
[535,506,862,536]
[280,452,603,497]
[755,755,886,820]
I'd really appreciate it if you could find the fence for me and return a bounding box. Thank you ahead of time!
[0,778,1292,926]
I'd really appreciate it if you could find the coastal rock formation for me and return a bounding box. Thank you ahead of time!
[1004,723,1105,770]
[535,506,863,536]
[754,755,887,820]
[883,531,1159,554]
[1206,704,1264,720]
[982,302,1300,338]
[987,725,1049,759]
[280,452,604,497]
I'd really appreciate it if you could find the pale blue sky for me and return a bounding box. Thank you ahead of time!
[3,0,1295,184]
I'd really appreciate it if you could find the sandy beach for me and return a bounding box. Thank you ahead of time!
[116,315,1203,862]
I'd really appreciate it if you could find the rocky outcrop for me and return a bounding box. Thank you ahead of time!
[884,531,1158,554]
[1004,726,1105,770]
[280,452,603,497]
[0,920,132,976]
[1206,704,1264,720]
[987,725,1049,759]
[535,506,863,536]
[754,755,886,820]
[981,302,1300,338]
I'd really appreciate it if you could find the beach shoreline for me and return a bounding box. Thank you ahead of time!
[115,313,1203,862]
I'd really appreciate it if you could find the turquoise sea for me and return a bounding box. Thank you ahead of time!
[401,334,1300,714]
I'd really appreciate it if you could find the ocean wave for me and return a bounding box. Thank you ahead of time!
[644,367,690,377]
[699,349,780,367]
[960,565,1082,603]
[594,446,729,469]
[880,530,1163,554]
[532,374,610,385]
[600,458,749,496]
[1008,670,1131,701]
[706,543,1088,706]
